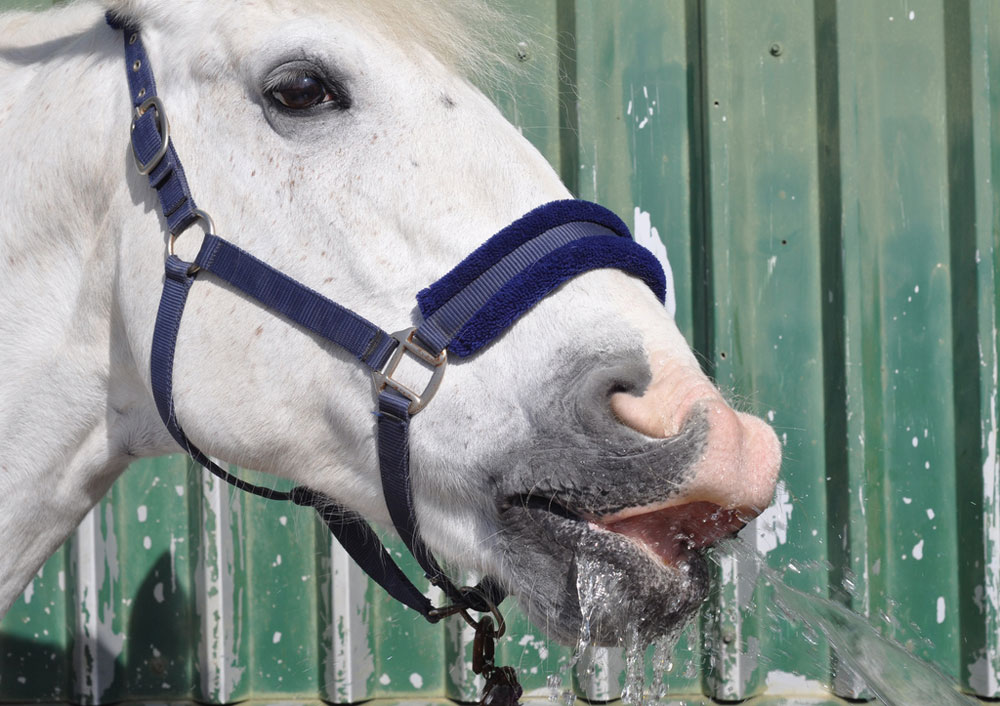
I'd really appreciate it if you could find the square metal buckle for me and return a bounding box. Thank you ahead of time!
[372,328,447,414]
[131,96,170,176]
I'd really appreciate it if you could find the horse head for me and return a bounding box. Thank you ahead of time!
[0,0,780,647]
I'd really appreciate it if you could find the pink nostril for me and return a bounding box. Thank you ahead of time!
[610,361,719,438]
[609,360,781,519]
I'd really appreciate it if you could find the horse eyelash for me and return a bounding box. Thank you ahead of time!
[262,62,348,97]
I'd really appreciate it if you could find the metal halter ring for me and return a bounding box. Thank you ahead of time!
[169,209,215,274]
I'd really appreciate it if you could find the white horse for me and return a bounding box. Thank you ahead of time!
[0,0,780,646]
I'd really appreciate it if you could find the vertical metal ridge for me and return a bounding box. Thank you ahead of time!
[324,531,375,701]
[685,0,713,370]
[555,0,579,195]
[812,0,871,699]
[952,0,1000,696]
[71,501,126,705]
[72,508,100,705]
[573,646,624,700]
[195,468,245,702]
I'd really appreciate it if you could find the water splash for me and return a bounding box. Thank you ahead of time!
[716,539,978,706]
[619,622,644,706]
[557,538,979,705]
[766,567,977,705]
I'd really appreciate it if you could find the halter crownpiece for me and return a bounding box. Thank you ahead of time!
[107,12,667,686]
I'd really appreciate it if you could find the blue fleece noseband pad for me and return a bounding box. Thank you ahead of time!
[415,199,667,358]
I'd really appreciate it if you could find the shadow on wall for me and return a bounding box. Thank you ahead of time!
[0,552,196,702]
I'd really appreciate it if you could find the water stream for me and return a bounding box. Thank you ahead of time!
[551,538,979,705]
[757,554,978,705]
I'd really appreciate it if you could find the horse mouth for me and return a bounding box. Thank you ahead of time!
[510,494,746,568]
[591,501,748,566]
[500,493,740,645]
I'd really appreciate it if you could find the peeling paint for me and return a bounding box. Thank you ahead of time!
[756,480,792,554]
[765,669,826,695]
[632,207,676,317]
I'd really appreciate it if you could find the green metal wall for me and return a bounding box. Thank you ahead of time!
[2,1,998,704]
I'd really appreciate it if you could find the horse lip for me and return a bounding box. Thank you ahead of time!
[505,492,584,522]
[590,501,749,566]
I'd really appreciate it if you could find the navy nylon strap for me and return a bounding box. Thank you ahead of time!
[377,389,506,610]
[194,235,397,370]
[288,489,436,617]
[107,13,199,235]
[149,257,438,617]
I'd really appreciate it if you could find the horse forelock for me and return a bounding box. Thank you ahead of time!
[91,0,518,82]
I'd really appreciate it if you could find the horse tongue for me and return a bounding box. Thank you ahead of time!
[599,502,746,565]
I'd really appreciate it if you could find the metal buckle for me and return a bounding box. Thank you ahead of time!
[131,96,170,175]
[372,327,446,414]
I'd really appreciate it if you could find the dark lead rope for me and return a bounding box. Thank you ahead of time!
[107,13,665,632]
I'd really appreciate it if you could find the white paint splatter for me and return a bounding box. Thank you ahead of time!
[409,673,424,689]
[756,480,792,554]
[153,583,164,603]
[936,597,946,623]
[912,436,919,447]
[927,508,935,519]
[912,540,924,560]
[969,651,1000,693]
[909,10,916,20]
[175,485,184,497]
[23,579,34,605]
[767,255,777,275]
[273,631,282,644]
[626,99,633,115]
[143,536,152,550]
[637,117,649,129]
[58,570,65,592]
[765,669,826,694]
[379,674,391,685]
[137,506,147,523]
[767,410,775,422]
[279,516,287,526]
[632,207,676,317]
[903,497,912,504]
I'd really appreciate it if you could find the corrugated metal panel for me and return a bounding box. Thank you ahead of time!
[1,0,998,703]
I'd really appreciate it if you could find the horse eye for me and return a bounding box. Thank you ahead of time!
[271,75,329,110]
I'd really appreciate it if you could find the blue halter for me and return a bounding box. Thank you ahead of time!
[108,16,666,624]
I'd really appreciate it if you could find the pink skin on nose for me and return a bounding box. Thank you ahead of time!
[598,353,781,565]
